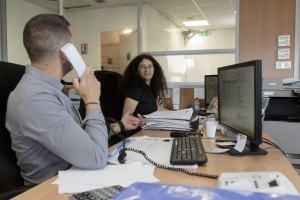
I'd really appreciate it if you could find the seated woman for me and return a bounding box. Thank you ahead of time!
[122,54,168,134]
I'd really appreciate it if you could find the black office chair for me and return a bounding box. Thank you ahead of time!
[78,70,125,146]
[0,61,34,199]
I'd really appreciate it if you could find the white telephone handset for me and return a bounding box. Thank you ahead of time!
[60,43,86,79]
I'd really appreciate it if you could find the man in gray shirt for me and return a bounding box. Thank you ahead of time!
[5,14,140,185]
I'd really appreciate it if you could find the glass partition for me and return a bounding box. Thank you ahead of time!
[6,0,237,83]
[140,0,237,84]
[153,54,235,84]
[141,0,236,52]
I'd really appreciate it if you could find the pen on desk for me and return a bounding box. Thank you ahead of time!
[163,139,171,142]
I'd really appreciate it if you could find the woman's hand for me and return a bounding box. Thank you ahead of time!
[121,111,140,131]
[137,114,146,127]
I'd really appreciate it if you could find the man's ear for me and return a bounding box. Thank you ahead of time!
[59,50,66,60]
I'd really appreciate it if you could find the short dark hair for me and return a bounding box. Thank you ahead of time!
[23,14,71,63]
[122,53,167,98]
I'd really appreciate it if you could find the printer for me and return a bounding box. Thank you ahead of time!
[262,78,300,122]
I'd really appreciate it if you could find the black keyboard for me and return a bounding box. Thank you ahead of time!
[170,136,208,165]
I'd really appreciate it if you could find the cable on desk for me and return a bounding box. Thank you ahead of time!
[115,134,127,164]
[262,137,283,151]
[262,137,280,148]
[115,134,218,179]
[125,147,218,179]
[262,138,286,156]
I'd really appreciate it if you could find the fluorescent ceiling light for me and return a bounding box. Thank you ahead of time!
[182,20,209,27]
[123,29,133,34]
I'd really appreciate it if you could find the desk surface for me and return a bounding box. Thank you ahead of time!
[13,130,300,200]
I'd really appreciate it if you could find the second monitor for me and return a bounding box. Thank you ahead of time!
[205,75,218,108]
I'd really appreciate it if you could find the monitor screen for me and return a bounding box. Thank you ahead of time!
[218,60,267,155]
[205,75,218,107]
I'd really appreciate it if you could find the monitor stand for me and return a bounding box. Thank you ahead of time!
[227,145,268,156]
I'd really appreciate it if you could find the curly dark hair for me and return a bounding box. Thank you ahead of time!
[122,54,167,98]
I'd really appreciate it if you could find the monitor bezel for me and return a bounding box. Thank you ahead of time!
[204,75,218,107]
[218,60,265,155]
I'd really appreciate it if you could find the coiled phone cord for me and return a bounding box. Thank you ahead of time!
[116,135,218,179]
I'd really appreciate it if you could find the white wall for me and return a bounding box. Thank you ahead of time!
[6,0,55,65]
[5,2,137,81]
[119,31,137,72]
[64,5,138,81]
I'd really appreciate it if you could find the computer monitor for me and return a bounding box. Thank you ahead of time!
[218,60,267,155]
[204,75,218,108]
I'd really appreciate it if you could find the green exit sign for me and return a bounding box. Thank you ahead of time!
[198,31,207,36]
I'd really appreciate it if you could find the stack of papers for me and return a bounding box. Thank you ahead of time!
[142,108,197,131]
[143,108,193,120]
[52,163,159,194]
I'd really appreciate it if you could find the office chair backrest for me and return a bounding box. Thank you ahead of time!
[0,61,25,193]
[79,70,125,121]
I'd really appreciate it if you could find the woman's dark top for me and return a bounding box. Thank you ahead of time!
[123,87,158,116]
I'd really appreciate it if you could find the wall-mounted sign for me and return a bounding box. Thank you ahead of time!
[278,35,290,46]
[275,61,291,69]
[277,48,290,60]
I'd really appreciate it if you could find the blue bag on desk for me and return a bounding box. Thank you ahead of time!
[114,182,300,200]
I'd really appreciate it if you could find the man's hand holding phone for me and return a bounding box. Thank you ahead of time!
[60,43,100,112]
[73,66,101,112]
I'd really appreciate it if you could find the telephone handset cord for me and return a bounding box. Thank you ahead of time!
[118,146,218,179]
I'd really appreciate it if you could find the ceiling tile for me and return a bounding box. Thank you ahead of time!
[168,6,201,16]
[23,0,236,31]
